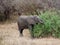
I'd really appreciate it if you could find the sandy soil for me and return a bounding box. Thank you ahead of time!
[0,23,60,45]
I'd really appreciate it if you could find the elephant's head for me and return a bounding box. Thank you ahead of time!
[33,15,44,24]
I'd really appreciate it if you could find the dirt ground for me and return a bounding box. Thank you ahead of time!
[0,22,60,45]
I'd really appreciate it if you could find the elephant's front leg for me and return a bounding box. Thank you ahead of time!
[28,24,34,38]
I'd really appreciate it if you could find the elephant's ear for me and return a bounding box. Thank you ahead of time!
[34,15,44,24]
[33,15,38,22]
[34,15,38,17]
[34,15,39,20]
[34,15,37,19]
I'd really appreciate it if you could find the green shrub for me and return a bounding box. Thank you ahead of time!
[32,10,60,38]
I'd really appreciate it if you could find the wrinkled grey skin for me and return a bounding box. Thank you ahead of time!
[17,15,44,37]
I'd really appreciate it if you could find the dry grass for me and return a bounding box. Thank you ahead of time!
[0,23,60,45]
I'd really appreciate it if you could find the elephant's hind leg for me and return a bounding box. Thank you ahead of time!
[18,27,23,36]
[20,29,23,36]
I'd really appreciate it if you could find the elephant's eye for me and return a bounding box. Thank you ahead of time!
[36,23,38,24]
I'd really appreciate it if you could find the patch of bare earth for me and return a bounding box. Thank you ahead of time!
[0,23,60,45]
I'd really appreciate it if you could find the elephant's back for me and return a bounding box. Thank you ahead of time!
[17,16,27,27]
[18,15,36,25]
[19,15,33,19]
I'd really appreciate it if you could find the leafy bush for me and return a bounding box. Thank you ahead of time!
[32,10,60,38]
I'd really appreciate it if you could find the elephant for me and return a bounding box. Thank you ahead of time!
[17,15,44,37]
